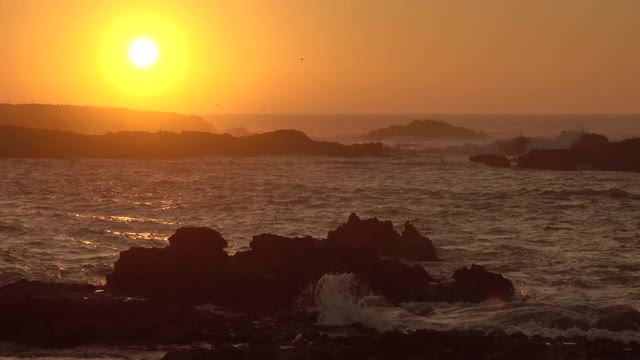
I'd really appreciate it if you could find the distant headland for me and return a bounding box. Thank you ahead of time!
[0,104,213,134]
[0,126,384,158]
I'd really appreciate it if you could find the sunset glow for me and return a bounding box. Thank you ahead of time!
[2,1,640,357]
[2,1,639,113]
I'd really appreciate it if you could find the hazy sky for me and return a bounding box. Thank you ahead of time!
[1,0,639,114]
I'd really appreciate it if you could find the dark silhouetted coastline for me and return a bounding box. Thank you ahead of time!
[0,126,385,158]
[0,104,214,134]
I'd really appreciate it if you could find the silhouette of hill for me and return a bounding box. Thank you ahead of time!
[0,126,385,158]
[365,119,485,140]
[0,104,214,134]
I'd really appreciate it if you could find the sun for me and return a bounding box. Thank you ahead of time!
[100,14,189,96]
[129,38,159,67]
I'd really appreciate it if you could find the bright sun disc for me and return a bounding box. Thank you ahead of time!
[100,14,189,96]
[129,38,159,67]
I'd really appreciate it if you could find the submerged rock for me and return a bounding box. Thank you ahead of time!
[326,213,438,261]
[469,154,511,168]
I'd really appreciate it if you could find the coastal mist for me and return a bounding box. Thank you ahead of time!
[2,154,639,342]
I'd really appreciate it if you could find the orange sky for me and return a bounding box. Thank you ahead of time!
[1,0,639,114]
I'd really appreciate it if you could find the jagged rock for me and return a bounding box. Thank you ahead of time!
[326,213,438,261]
[449,264,515,303]
[105,217,514,311]
[469,154,511,168]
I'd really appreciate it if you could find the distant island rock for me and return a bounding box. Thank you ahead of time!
[0,126,385,158]
[0,104,214,134]
[365,119,486,141]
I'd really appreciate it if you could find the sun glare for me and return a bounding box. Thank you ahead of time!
[129,38,159,67]
[100,14,189,96]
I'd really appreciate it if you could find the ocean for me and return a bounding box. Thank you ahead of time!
[1,153,639,345]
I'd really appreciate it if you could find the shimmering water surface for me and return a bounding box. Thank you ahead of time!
[1,155,639,340]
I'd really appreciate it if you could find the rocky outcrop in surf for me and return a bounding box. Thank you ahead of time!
[518,134,640,172]
[106,214,512,311]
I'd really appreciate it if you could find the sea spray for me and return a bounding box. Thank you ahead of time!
[299,273,423,332]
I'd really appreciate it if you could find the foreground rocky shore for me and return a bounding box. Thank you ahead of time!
[2,280,638,359]
[0,214,638,359]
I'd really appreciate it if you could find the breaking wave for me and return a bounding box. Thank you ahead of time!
[306,274,640,342]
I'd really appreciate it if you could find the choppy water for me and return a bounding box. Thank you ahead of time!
[1,155,639,341]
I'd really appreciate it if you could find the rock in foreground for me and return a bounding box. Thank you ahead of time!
[107,214,511,311]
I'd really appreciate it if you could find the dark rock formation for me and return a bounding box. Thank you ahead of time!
[326,213,438,261]
[169,227,228,251]
[517,149,581,170]
[571,133,609,150]
[449,264,515,303]
[365,119,485,140]
[518,136,640,172]
[469,154,511,168]
[0,126,386,158]
[106,227,230,302]
[106,215,511,311]
[586,137,640,172]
